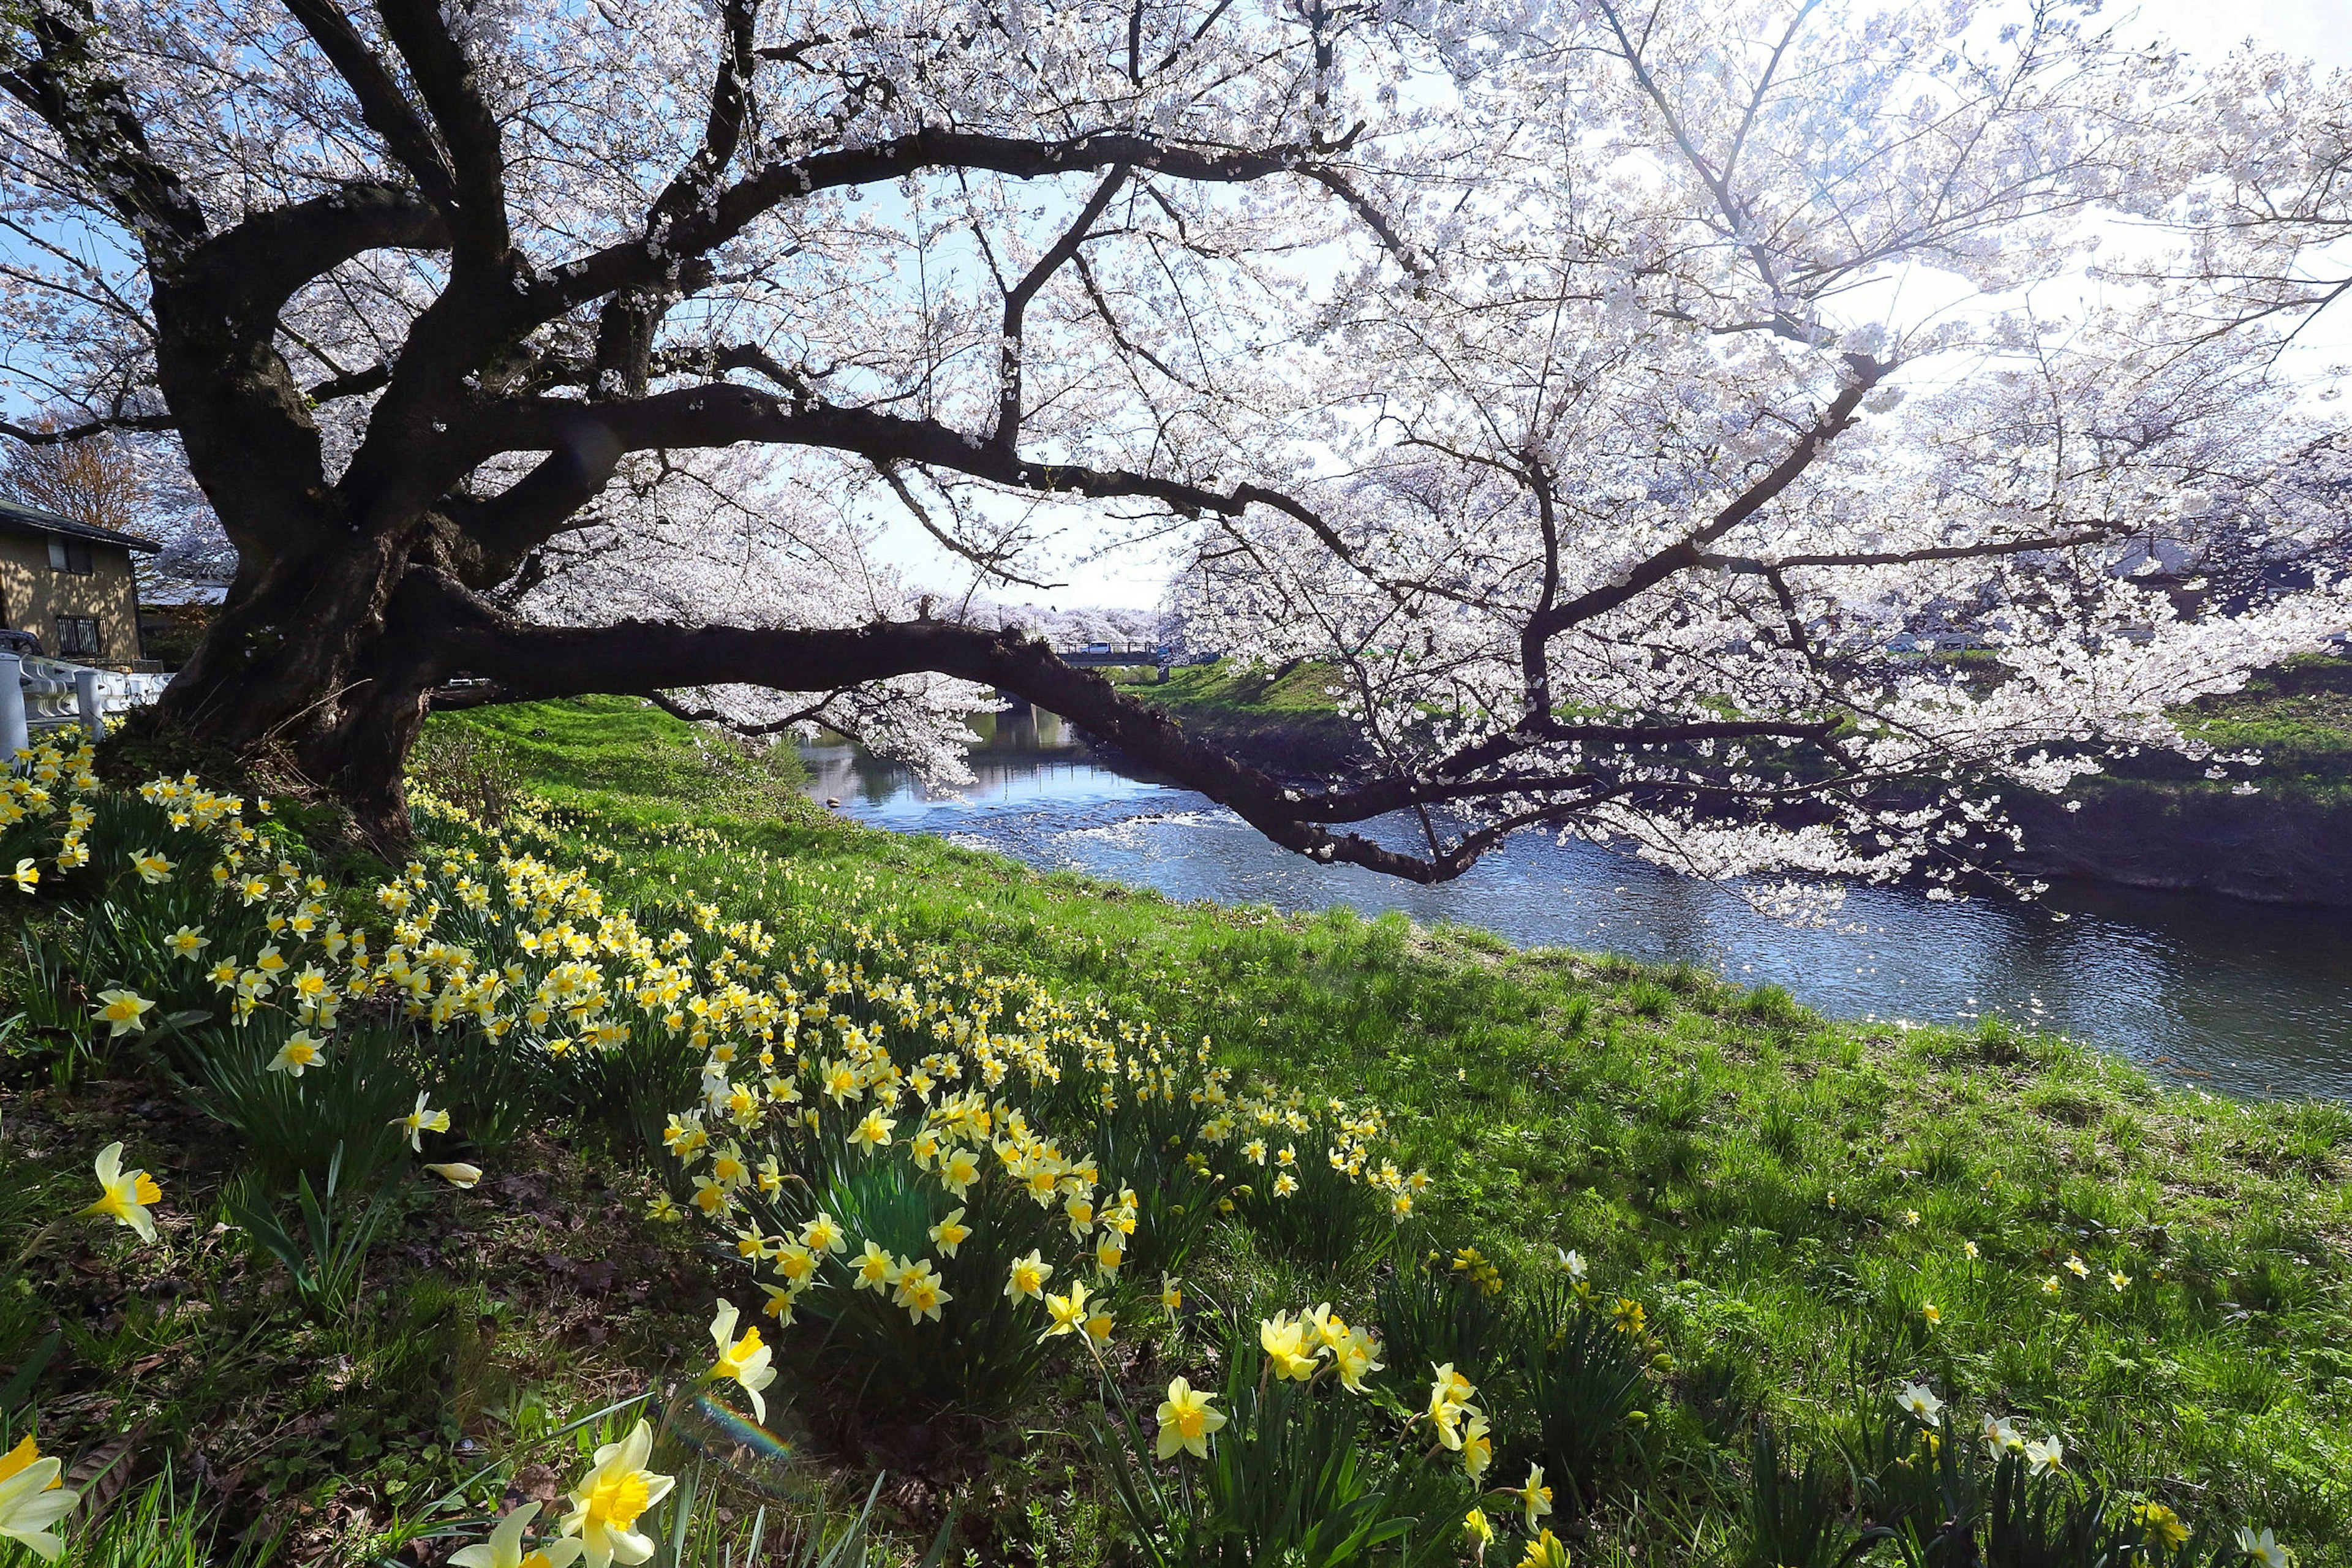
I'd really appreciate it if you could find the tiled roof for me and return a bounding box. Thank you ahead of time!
[0,496,162,552]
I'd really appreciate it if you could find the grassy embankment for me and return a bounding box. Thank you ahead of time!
[1125,654,2352,802]
[2,693,2345,1564]
[2127,657,2352,804]
[1112,660,1369,769]
[443,697,2352,1554]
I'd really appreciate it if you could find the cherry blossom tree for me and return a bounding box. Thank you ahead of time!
[1,0,2343,892]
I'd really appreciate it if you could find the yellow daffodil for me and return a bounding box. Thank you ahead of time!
[0,1433,81,1561]
[1921,1302,1941,1327]
[166,925,209,959]
[708,1299,777,1422]
[268,1031,326,1076]
[558,1419,674,1568]
[1463,1506,1494,1561]
[1962,1239,1980,1260]
[1461,1412,1493,1480]
[2108,1269,2131,1292]
[1160,1275,1182,1314]
[1609,1298,1645,1336]
[927,1207,971,1257]
[852,1241,900,1292]
[800,1213,846,1254]
[129,849,173,884]
[7,858,36,892]
[2064,1254,2090,1280]
[427,1162,483,1188]
[1154,1377,1226,1460]
[91,988,153,1037]
[940,1148,981,1196]
[1005,1250,1052,1303]
[1516,1527,1570,1568]
[1513,1463,1555,1531]
[1428,1364,1474,1448]
[757,1283,798,1324]
[646,1194,682,1223]
[1259,1311,1321,1381]
[80,1140,161,1242]
[849,1108,895,1153]
[1042,1278,1096,1341]
[450,1501,584,1568]
[2041,1275,2062,1295]
[892,1259,951,1324]
[2131,1502,2188,1552]
[1332,1325,1384,1392]
[393,1092,452,1152]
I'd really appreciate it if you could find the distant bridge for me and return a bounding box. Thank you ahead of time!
[996,645,1215,709]
[1052,644,1217,670]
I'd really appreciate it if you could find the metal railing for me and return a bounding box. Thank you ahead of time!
[0,652,172,752]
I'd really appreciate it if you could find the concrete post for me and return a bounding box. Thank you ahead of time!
[74,667,103,739]
[0,653,24,760]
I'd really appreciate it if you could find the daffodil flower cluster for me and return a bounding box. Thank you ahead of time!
[1426,1363,1494,1481]
[1258,1305,1386,1393]
[0,740,102,891]
[1878,1382,2273,1553]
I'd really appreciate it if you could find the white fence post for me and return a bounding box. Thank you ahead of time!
[0,653,24,758]
[74,667,104,739]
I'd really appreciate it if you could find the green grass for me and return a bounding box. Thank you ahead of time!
[1130,660,1353,718]
[2155,656,2352,802]
[410,696,2352,1561]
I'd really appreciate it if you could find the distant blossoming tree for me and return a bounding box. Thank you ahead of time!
[1,0,2344,896]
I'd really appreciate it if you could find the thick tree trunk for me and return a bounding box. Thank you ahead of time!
[152,532,424,842]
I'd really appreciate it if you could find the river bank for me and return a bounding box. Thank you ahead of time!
[799,717,2352,1098]
[413,695,2352,1560]
[1116,656,2352,906]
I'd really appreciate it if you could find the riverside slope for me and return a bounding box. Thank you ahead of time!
[1114,657,2352,908]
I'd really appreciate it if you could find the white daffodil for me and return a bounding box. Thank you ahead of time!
[450,1501,584,1568]
[2236,1527,2293,1568]
[0,1434,81,1561]
[708,1298,777,1422]
[393,1091,453,1152]
[1894,1381,1944,1428]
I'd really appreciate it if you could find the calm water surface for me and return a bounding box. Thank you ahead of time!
[801,711,2352,1100]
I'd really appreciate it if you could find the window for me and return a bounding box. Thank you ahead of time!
[55,616,99,657]
[45,538,92,575]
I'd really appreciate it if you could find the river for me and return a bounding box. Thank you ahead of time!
[799,709,2352,1101]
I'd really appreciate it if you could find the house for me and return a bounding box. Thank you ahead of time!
[0,496,159,669]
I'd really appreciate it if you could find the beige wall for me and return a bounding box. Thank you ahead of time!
[0,531,145,667]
